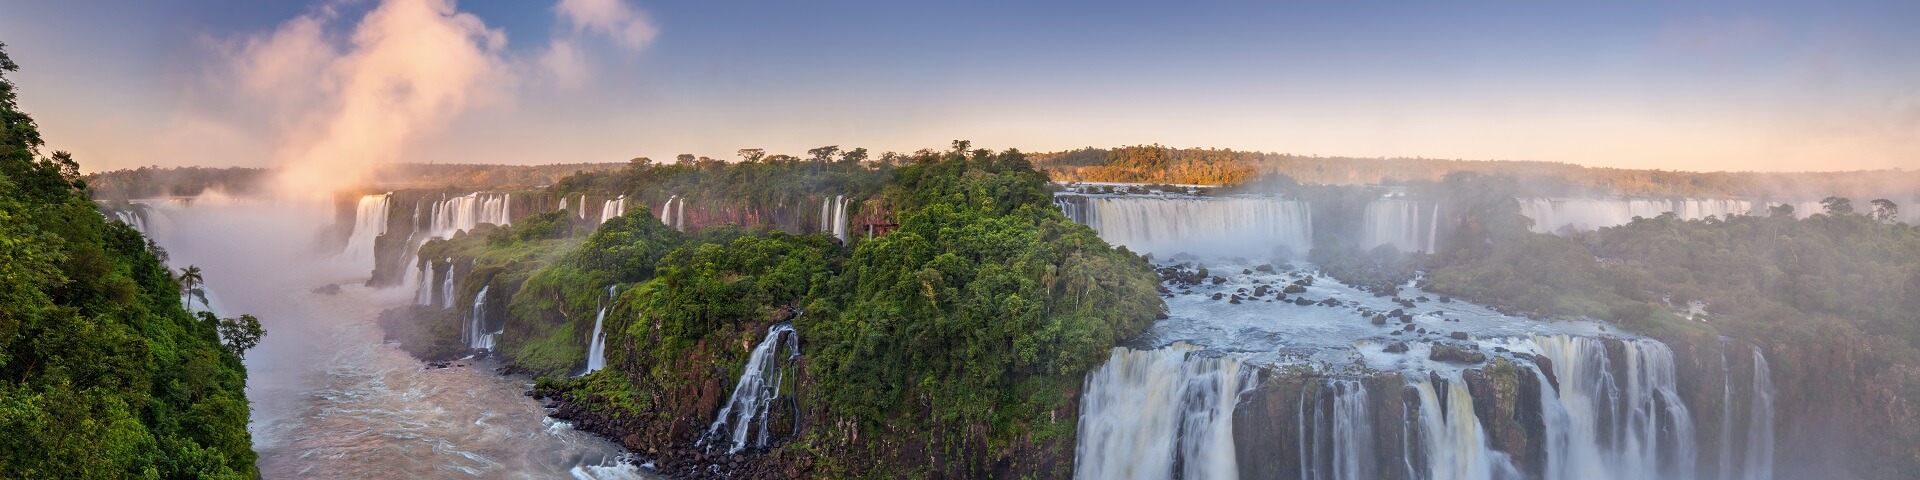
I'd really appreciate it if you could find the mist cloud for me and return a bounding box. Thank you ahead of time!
[205,0,656,198]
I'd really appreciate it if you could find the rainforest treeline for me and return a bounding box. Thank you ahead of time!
[1033,144,1920,200]
[0,45,259,478]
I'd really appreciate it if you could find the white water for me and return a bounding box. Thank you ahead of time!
[426,192,513,238]
[1299,380,1377,480]
[706,322,798,454]
[584,285,616,374]
[467,285,495,350]
[131,193,654,478]
[1529,335,1698,480]
[1518,198,1752,234]
[1055,194,1312,258]
[821,195,849,242]
[1360,199,1438,253]
[1073,345,1247,480]
[600,196,627,224]
[1742,348,1775,480]
[440,259,456,309]
[658,196,685,231]
[337,194,390,269]
[1414,371,1524,480]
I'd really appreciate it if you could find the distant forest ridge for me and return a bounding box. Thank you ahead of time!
[86,162,628,199]
[1031,145,1920,200]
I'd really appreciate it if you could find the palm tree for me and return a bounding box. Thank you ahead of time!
[178,265,207,312]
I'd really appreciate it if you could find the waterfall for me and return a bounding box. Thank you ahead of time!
[1530,335,1698,480]
[1413,372,1523,480]
[832,195,848,242]
[1742,348,1775,480]
[1519,198,1755,234]
[660,196,683,231]
[1073,345,1246,480]
[426,192,513,238]
[706,322,799,454]
[440,258,456,309]
[559,196,568,214]
[599,195,627,224]
[583,286,617,374]
[466,285,495,350]
[821,195,850,242]
[1719,343,1737,480]
[414,261,432,306]
[1057,195,1312,258]
[1300,380,1378,480]
[1361,199,1436,253]
[338,194,390,268]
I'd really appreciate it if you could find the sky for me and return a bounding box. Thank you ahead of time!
[1,0,1916,177]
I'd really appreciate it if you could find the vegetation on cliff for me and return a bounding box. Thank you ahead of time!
[401,144,1165,478]
[0,44,259,478]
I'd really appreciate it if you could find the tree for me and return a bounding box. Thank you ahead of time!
[807,145,840,164]
[1822,196,1854,215]
[951,139,971,155]
[675,154,696,166]
[629,157,652,168]
[203,312,265,359]
[178,265,207,311]
[1769,203,1796,218]
[1871,199,1900,223]
[737,148,766,164]
[840,147,869,167]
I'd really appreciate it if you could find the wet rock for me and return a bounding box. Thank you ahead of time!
[1283,284,1307,294]
[1211,293,1225,301]
[310,283,342,295]
[1212,276,1228,285]
[1229,295,1243,304]
[1439,296,1452,303]
[1293,297,1313,306]
[1371,315,1388,325]
[1429,343,1487,364]
[1155,311,1169,320]
[1253,285,1270,296]
[1242,268,1253,274]
[1255,264,1275,273]
[1384,341,1410,353]
[1403,324,1416,331]
[1450,331,1470,340]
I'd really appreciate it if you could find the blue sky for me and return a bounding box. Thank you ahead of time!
[1,0,1915,174]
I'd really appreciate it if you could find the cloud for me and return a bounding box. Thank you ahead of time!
[555,0,659,52]
[214,0,513,197]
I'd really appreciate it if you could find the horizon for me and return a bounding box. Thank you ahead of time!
[0,0,1914,182]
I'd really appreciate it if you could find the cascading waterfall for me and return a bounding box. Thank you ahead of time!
[659,196,686,231]
[1742,348,1775,480]
[599,196,627,224]
[338,194,390,267]
[466,285,495,350]
[1519,198,1753,234]
[706,322,799,454]
[440,258,456,309]
[1073,345,1247,480]
[414,261,432,306]
[1360,199,1438,253]
[426,192,512,237]
[820,195,850,242]
[583,285,617,374]
[1299,380,1378,480]
[1530,334,1698,480]
[1413,372,1524,480]
[1056,195,1313,258]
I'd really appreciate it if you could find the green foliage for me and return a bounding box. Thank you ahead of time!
[624,232,838,368]
[0,43,257,478]
[503,207,686,377]
[806,148,1163,446]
